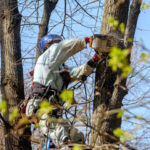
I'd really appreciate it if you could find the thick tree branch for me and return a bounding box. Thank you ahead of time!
[124,0,142,48]
[36,0,58,60]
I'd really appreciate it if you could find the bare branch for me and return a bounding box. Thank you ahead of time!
[74,0,95,20]
[61,0,67,36]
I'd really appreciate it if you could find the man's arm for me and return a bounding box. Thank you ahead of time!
[48,38,87,70]
[69,53,101,81]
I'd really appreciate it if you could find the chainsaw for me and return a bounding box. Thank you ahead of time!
[89,34,123,53]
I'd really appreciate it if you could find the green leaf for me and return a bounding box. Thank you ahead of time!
[117,110,124,118]
[113,128,134,143]
[113,128,123,138]
[38,101,54,117]
[108,47,132,77]
[113,20,119,29]
[9,107,19,122]
[60,90,74,107]
[119,23,125,34]
[135,115,142,120]
[0,100,7,114]
[140,53,149,62]
[128,38,133,43]
[108,17,119,30]
[108,17,114,25]
[35,123,40,128]
[73,145,84,150]
[122,66,132,77]
[141,3,149,9]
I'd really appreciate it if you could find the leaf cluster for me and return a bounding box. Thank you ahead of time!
[113,128,134,143]
[60,90,74,108]
[109,47,132,77]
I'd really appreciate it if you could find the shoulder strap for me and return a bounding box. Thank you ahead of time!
[59,64,71,90]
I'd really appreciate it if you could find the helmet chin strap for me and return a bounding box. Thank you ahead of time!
[44,40,61,51]
[44,42,53,50]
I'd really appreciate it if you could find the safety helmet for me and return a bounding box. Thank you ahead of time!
[40,34,63,51]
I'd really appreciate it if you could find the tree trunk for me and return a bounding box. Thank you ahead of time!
[1,0,31,149]
[36,0,58,60]
[0,1,2,44]
[91,0,130,147]
[91,0,142,147]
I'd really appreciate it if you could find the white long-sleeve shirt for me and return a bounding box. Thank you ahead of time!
[33,38,94,91]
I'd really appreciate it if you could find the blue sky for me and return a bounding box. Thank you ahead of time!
[136,1,150,49]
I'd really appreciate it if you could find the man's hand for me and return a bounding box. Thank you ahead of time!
[96,51,108,59]
[87,52,101,68]
[92,53,101,63]
[29,69,34,76]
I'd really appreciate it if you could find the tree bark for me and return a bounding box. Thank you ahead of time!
[91,0,130,146]
[1,0,31,149]
[36,0,58,60]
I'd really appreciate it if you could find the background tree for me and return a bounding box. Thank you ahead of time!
[0,0,31,149]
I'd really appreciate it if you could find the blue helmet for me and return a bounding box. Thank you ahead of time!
[40,34,63,51]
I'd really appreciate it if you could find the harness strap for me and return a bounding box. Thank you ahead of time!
[32,82,63,118]
[32,82,58,99]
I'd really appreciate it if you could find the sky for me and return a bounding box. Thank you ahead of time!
[136,1,150,49]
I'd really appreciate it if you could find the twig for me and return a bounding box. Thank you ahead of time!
[74,0,95,20]
[61,0,67,36]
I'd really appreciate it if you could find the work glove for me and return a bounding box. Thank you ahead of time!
[85,36,93,47]
[29,69,34,76]
[91,53,101,63]
[87,53,101,68]
[95,50,108,59]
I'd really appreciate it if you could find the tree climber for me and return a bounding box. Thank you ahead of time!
[25,34,103,148]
